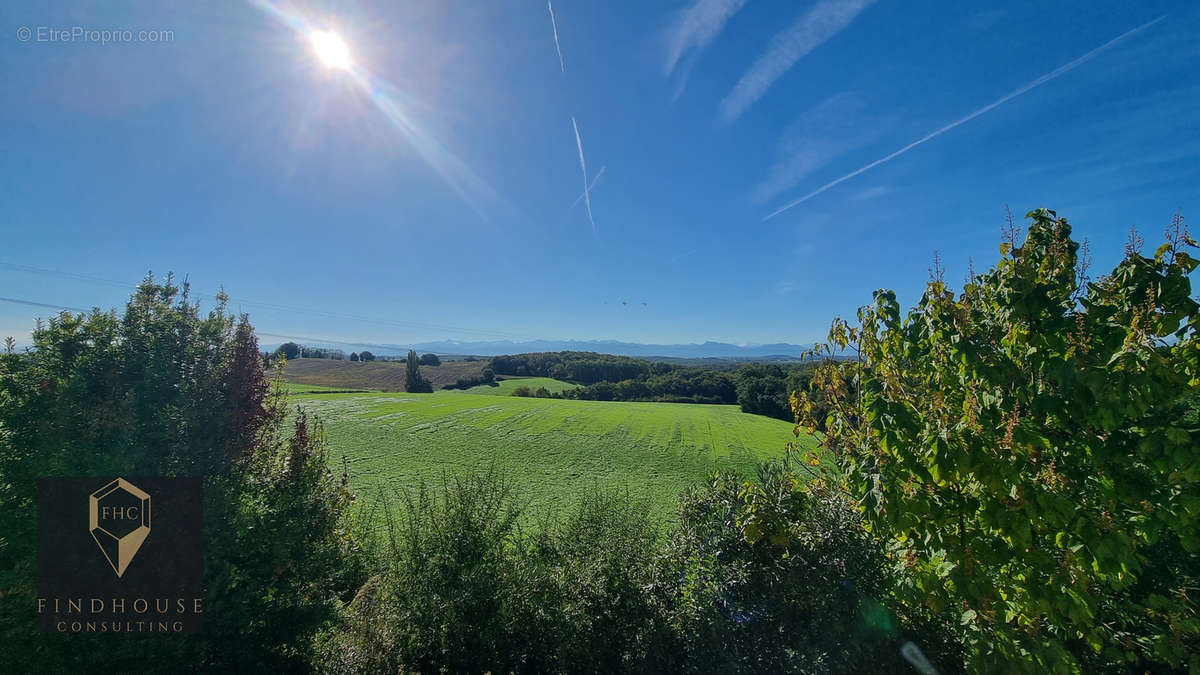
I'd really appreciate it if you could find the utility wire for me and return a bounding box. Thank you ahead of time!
[0,260,537,341]
[0,296,446,352]
[0,296,92,314]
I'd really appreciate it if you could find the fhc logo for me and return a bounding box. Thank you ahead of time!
[89,478,152,577]
[37,476,204,633]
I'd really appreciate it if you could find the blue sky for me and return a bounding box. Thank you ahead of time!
[2,0,1197,348]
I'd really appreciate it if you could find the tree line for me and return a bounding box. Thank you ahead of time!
[274,341,441,368]
[500,352,834,424]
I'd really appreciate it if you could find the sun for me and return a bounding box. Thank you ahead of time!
[309,30,352,70]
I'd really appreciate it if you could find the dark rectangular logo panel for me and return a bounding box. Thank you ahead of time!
[37,477,204,633]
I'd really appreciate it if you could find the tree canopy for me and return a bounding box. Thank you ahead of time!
[798,210,1200,670]
[405,349,433,393]
[275,341,301,360]
[0,277,362,670]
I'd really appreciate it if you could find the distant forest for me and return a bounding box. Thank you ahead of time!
[493,351,830,422]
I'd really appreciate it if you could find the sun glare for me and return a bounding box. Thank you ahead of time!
[309,30,351,70]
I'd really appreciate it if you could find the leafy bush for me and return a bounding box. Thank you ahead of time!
[660,457,961,673]
[799,210,1200,670]
[0,278,364,671]
[315,461,960,673]
[418,352,441,366]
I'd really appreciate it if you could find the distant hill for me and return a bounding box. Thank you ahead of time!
[412,339,816,358]
[264,339,817,359]
[281,358,486,392]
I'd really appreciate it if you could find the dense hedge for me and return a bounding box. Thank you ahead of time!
[314,461,962,673]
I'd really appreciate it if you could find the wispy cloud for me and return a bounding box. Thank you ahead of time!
[751,92,882,204]
[547,0,565,73]
[669,53,698,101]
[774,280,800,295]
[856,185,892,200]
[720,0,875,124]
[665,0,749,77]
[572,117,596,232]
[570,165,606,210]
[764,15,1168,220]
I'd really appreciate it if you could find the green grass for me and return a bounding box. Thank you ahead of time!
[292,389,814,522]
[277,381,373,394]
[280,358,487,391]
[458,377,580,396]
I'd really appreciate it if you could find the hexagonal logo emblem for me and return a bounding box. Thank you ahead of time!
[88,478,151,577]
[38,476,203,633]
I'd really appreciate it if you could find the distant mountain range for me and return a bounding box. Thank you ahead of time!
[411,339,817,358]
[262,338,818,359]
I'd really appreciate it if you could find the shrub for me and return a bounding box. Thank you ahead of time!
[314,474,667,673]
[315,462,961,674]
[660,456,961,673]
[800,210,1200,670]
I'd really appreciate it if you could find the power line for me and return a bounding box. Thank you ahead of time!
[0,260,537,341]
[0,296,431,352]
[253,331,421,352]
[0,296,92,313]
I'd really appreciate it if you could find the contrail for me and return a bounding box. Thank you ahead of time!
[764,15,1167,220]
[572,117,596,232]
[570,165,606,209]
[721,0,875,124]
[548,0,565,73]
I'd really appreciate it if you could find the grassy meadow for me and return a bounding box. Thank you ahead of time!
[290,387,813,521]
[278,381,373,394]
[457,376,581,396]
[282,357,486,391]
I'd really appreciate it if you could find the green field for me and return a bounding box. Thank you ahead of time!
[292,389,811,521]
[458,376,580,396]
[281,357,486,391]
[278,381,373,394]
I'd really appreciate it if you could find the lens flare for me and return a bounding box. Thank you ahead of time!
[309,30,351,69]
[248,0,503,221]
